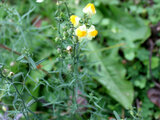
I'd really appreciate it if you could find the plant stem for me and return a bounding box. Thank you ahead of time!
[0,71,29,120]
[57,2,64,82]
[0,44,21,56]
[64,2,70,18]
[72,39,80,113]
[149,39,160,88]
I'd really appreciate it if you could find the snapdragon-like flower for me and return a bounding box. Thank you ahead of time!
[87,25,98,40]
[36,0,44,3]
[83,3,96,16]
[75,25,87,40]
[70,15,80,27]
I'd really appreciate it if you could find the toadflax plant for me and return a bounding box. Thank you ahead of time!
[52,1,101,119]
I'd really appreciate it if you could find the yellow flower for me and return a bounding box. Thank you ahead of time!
[75,25,87,40]
[70,15,80,27]
[83,3,96,16]
[87,25,98,40]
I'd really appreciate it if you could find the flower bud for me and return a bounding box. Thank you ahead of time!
[67,64,72,71]
[66,46,72,52]
[63,36,66,40]
[8,72,14,77]
[2,106,7,112]
[55,37,60,42]
[56,1,62,6]
[63,32,68,37]
[2,69,9,76]
[10,61,15,66]
[57,48,61,53]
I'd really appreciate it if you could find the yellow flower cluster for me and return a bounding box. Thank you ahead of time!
[70,3,98,41]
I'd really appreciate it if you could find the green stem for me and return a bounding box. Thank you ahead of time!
[57,3,64,82]
[0,71,29,120]
[72,39,80,113]
[64,2,70,19]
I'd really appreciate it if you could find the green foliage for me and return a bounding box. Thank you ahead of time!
[101,6,150,60]
[88,42,133,109]
[1,0,160,119]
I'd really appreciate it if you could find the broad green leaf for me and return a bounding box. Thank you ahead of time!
[100,0,120,5]
[134,76,146,89]
[102,6,151,60]
[87,42,134,109]
[136,48,149,62]
[124,50,135,61]
[144,57,159,69]
[108,6,150,42]
[156,39,160,46]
